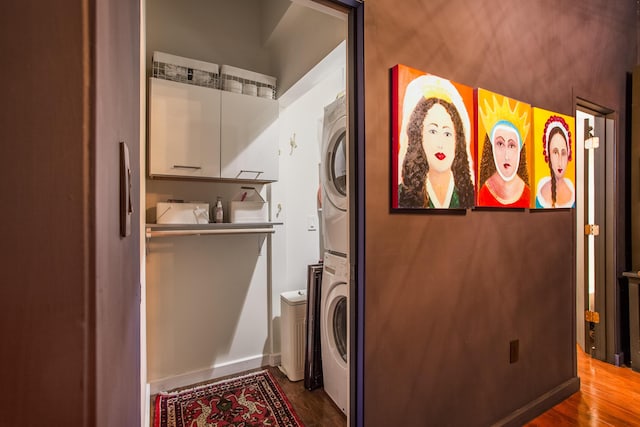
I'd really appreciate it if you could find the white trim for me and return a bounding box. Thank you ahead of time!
[149,354,281,395]
[143,383,150,427]
[291,0,348,20]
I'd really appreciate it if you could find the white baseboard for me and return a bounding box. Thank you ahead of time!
[149,353,281,395]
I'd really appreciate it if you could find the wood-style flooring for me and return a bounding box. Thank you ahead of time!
[151,345,640,426]
[278,345,640,426]
[526,346,640,426]
[268,366,346,427]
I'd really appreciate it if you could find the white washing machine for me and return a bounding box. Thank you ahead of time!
[320,251,348,414]
[320,96,348,257]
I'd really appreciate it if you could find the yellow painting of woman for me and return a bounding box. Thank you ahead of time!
[392,64,475,209]
[532,108,575,208]
[476,89,532,208]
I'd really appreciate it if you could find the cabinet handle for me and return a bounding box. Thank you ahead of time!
[172,165,202,170]
[237,170,263,179]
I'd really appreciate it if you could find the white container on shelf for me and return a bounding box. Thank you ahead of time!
[156,202,210,224]
[230,188,268,223]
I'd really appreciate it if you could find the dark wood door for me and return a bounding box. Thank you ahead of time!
[0,0,141,425]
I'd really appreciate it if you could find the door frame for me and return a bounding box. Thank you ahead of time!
[320,1,365,426]
[138,1,365,426]
[575,98,619,364]
[306,1,364,425]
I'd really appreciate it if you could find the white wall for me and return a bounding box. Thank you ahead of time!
[144,0,345,392]
[146,234,269,386]
[264,2,346,96]
[146,0,271,77]
[146,0,346,96]
[145,181,272,393]
[144,51,345,390]
[271,42,346,352]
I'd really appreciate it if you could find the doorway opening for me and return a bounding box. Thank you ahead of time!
[575,101,621,364]
[139,1,364,426]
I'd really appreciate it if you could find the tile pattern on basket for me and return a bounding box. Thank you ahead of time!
[220,64,276,99]
[152,51,276,99]
[152,51,220,89]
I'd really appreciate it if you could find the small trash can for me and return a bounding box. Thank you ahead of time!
[280,289,307,381]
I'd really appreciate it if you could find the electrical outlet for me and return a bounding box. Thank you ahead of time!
[510,339,519,364]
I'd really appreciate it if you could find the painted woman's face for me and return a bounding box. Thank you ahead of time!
[549,133,568,179]
[492,125,520,180]
[422,103,455,174]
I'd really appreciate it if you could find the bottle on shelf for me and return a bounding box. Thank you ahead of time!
[214,197,224,223]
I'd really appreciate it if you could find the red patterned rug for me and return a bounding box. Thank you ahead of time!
[154,370,304,427]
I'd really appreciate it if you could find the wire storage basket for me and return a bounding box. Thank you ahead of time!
[220,64,277,99]
[151,51,220,90]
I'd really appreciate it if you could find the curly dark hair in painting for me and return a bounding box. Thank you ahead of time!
[398,97,474,208]
[478,134,529,188]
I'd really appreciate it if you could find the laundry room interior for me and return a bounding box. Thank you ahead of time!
[143,0,349,421]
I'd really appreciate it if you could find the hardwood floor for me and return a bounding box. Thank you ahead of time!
[526,346,640,426]
[277,345,640,427]
[268,366,347,427]
[150,345,639,426]
[277,344,640,427]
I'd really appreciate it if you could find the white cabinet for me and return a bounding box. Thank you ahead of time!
[220,91,279,181]
[148,77,279,182]
[149,78,221,178]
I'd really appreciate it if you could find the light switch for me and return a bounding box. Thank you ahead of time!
[307,215,318,231]
[120,141,132,237]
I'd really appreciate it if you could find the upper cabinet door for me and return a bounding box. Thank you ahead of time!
[220,91,279,182]
[149,78,221,178]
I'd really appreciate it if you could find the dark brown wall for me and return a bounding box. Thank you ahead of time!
[363,1,635,425]
[0,2,89,425]
[0,1,141,425]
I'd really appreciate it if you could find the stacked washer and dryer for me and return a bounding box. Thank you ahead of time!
[319,95,348,415]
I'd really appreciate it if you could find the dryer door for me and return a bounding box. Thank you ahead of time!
[326,282,348,365]
[321,95,348,214]
[323,125,348,212]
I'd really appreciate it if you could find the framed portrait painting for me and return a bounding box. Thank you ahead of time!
[476,88,532,208]
[531,107,576,208]
[391,64,476,210]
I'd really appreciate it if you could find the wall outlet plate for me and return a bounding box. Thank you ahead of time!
[510,340,519,364]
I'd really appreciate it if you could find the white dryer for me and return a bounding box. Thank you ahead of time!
[320,251,348,414]
[320,96,348,257]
